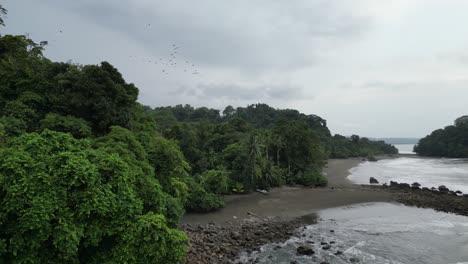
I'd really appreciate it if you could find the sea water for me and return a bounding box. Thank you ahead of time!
[348,157,468,193]
[394,144,416,155]
[237,203,468,264]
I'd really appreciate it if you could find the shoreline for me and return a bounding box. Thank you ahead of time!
[182,157,391,225]
[182,155,468,263]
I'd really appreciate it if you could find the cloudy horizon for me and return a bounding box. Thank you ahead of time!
[2,0,468,138]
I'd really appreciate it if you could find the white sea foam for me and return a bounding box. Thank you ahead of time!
[348,157,468,193]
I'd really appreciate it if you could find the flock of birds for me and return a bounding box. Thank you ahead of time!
[128,44,200,76]
[50,25,201,77]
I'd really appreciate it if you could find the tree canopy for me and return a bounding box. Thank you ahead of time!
[414,116,468,157]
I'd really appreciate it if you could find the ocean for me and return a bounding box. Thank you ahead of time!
[348,156,468,193]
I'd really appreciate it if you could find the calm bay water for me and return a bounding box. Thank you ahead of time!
[348,157,468,193]
[238,203,468,264]
[394,144,416,154]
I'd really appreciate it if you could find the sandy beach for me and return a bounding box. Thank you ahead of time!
[182,158,391,225]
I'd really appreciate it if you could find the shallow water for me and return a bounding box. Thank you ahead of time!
[238,203,468,264]
[348,157,468,193]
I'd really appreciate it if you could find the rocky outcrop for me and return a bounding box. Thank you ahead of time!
[296,245,315,255]
[369,177,379,184]
[182,219,303,264]
[438,185,450,193]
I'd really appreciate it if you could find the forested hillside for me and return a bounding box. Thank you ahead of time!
[414,116,468,157]
[0,6,396,263]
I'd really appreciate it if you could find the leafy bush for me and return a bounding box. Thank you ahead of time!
[200,169,229,194]
[185,178,224,212]
[293,168,328,187]
[231,181,245,194]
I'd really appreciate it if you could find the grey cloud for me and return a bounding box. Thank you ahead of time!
[172,83,307,101]
[47,0,371,73]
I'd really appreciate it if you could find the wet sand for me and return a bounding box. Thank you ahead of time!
[182,158,392,225]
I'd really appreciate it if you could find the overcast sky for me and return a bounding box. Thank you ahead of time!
[2,0,468,138]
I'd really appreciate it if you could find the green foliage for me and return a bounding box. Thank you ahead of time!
[40,113,92,138]
[231,181,245,194]
[291,168,328,187]
[330,134,398,158]
[51,62,138,135]
[0,130,186,263]
[200,170,229,195]
[415,116,468,157]
[184,178,224,212]
[114,212,188,263]
[0,5,6,27]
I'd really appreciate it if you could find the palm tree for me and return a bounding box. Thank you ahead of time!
[245,134,261,188]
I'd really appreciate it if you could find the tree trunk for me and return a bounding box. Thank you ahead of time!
[276,148,280,166]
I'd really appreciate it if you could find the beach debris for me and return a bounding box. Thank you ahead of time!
[247,211,261,218]
[369,177,379,184]
[255,189,269,195]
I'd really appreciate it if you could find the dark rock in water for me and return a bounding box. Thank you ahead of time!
[330,241,336,244]
[296,245,315,255]
[350,257,360,262]
[320,242,328,245]
[456,190,463,195]
[438,185,450,193]
[290,261,298,264]
[320,262,330,264]
[274,245,282,250]
[335,250,343,255]
[322,245,331,250]
[369,177,379,184]
[330,229,335,233]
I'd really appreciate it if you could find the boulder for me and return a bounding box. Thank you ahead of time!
[455,190,463,195]
[296,245,314,256]
[322,245,331,250]
[230,231,241,240]
[412,182,421,187]
[369,177,379,184]
[438,185,450,193]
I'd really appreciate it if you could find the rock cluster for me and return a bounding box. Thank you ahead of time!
[181,219,303,264]
[383,181,468,216]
